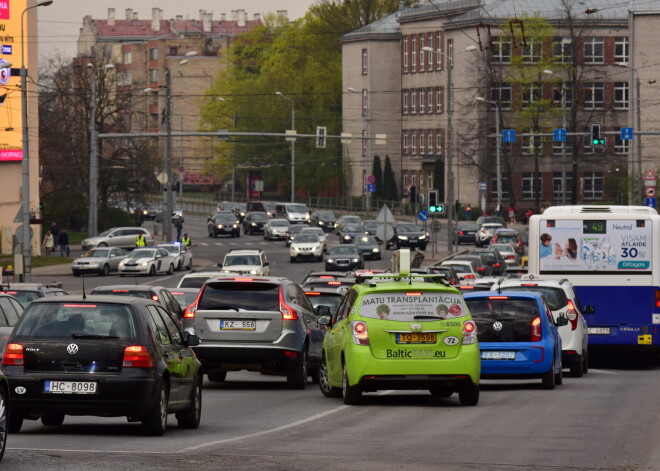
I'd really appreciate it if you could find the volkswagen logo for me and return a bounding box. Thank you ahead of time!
[493,322,503,331]
[66,344,79,354]
[410,323,422,330]
[14,386,26,395]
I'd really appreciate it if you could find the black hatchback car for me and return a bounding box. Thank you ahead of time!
[242,212,269,235]
[386,223,429,250]
[310,210,337,232]
[207,212,241,238]
[3,296,202,436]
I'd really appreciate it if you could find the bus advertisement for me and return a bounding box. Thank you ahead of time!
[528,205,660,351]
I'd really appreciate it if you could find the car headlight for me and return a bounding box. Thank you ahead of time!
[398,235,408,240]
[319,221,325,225]
[327,258,334,263]
[251,222,257,226]
[217,224,223,229]
[314,245,320,251]
[352,258,359,263]
[373,248,380,253]
[139,262,148,267]
[343,235,351,240]
[87,262,100,268]
[419,235,427,240]
[250,269,258,274]
[233,224,238,228]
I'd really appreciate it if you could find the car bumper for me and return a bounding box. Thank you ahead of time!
[326,261,361,270]
[118,266,151,275]
[479,343,555,377]
[193,342,308,374]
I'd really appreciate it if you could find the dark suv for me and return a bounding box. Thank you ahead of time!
[386,223,429,250]
[183,276,327,389]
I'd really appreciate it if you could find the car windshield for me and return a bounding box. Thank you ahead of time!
[129,249,155,259]
[289,226,306,235]
[179,276,214,289]
[83,249,109,258]
[330,246,359,255]
[294,234,319,243]
[304,292,343,313]
[271,220,289,227]
[263,202,277,210]
[465,297,540,342]
[499,286,568,311]
[14,303,137,339]
[97,228,114,237]
[343,216,362,224]
[158,245,180,254]
[491,244,514,253]
[224,255,261,266]
[359,291,468,321]
[251,213,269,221]
[302,228,324,235]
[317,211,335,219]
[199,282,280,311]
[344,224,364,232]
[396,224,421,232]
[287,204,307,213]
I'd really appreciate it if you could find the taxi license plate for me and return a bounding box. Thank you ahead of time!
[588,327,611,335]
[44,381,97,394]
[396,332,436,344]
[220,320,256,330]
[481,351,515,360]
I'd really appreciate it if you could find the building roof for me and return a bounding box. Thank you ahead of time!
[341,12,402,42]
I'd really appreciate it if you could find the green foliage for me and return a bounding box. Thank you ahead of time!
[372,155,384,198]
[382,156,399,201]
[433,158,445,201]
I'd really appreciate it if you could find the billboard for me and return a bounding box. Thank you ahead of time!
[0,0,27,162]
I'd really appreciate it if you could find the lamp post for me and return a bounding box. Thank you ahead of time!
[347,87,370,211]
[87,63,115,237]
[475,97,502,211]
[422,45,477,255]
[542,69,569,205]
[275,91,296,202]
[20,0,53,282]
[218,96,237,202]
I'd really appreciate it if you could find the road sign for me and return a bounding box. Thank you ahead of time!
[502,129,516,143]
[375,205,396,223]
[646,197,657,208]
[553,129,567,142]
[645,180,656,187]
[479,182,487,191]
[646,187,656,198]
[376,224,395,242]
[418,210,429,222]
[644,169,657,181]
[366,183,376,193]
[621,127,634,140]
[367,174,376,184]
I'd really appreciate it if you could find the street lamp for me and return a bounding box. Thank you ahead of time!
[275,91,296,202]
[87,63,115,237]
[422,44,477,254]
[347,87,371,210]
[617,62,642,205]
[21,0,53,282]
[475,97,502,212]
[542,69,569,205]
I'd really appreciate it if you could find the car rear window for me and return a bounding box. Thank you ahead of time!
[465,298,540,342]
[14,303,136,339]
[496,236,519,244]
[179,276,212,288]
[358,291,468,321]
[1,290,40,307]
[499,286,568,310]
[198,282,280,311]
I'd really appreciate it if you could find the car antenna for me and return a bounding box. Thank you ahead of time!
[496,278,503,294]
[81,273,87,300]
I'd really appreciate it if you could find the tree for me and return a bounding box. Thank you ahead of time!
[382,156,398,201]
[372,155,383,198]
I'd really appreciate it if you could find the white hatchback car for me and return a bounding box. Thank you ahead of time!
[158,243,193,271]
[493,274,593,377]
[220,249,270,276]
[289,233,323,262]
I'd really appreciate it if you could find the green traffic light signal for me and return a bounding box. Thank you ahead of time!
[592,137,605,146]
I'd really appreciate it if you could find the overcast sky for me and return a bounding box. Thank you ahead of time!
[38,0,318,59]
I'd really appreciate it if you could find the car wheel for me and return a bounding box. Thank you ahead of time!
[318,356,341,398]
[176,375,202,429]
[149,265,156,276]
[8,408,23,433]
[98,242,108,247]
[41,413,65,426]
[286,346,308,390]
[570,357,583,378]
[207,372,227,383]
[167,264,174,275]
[142,380,168,436]
[290,257,296,263]
[235,231,240,238]
[342,363,361,405]
[0,386,7,457]
[458,383,479,406]
[541,362,556,390]
[420,245,427,251]
[101,264,110,276]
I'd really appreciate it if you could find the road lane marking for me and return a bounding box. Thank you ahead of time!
[588,369,618,375]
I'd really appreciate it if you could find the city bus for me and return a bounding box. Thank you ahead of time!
[528,205,660,352]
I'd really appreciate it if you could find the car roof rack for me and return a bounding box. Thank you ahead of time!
[354,272,451,287]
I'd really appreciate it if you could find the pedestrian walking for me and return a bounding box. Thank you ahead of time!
[42,231,54,256]
[174,216,183,242]
[50,222,60,251]
[465,204,472,221]
[508,204,517,224]
[58,230,70,257]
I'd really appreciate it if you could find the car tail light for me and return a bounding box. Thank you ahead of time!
[328,281,341,286]
[280,288,298,321]
[151,295,159,302]
[506,255,515,260]
[531,317,542,341]
[477,267,485,273]
[462,320,477,345]
[183,301,197,318]
[656,290,660,308]
[489,296,508,300]
[351,321,369,345]
[305,291,320,296]
[3,343,24,366]
[566,299,579,330]
[464,274,475,279]
[458,231,464,235]
[493,262,501,268]
[235,277,253,282]
[122,346,154,368]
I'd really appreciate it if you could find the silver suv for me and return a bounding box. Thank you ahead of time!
[219,249,269,276]
[493,274,593,377]
[183,276,328,388]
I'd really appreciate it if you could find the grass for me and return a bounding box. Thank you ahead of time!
[0,255,72,270]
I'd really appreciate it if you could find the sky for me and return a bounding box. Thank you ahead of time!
[37,0,318,59]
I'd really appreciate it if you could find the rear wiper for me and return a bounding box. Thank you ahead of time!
[413,315,443,320]
[72,334,120,339]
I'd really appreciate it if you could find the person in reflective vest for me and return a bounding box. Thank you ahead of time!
[181,233,191,247]
[136,233,146,247]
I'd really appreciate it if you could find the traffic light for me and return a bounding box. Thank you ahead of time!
[591,123,605,146]
[427,190,445,214]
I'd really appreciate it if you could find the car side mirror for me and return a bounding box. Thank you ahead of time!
[315,305,330,317]
[583,305,595,314]
[317,314,332,326]
[555,316,569,327]
[264,262,269,266]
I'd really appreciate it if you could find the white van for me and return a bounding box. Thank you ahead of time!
[276,203,310,224]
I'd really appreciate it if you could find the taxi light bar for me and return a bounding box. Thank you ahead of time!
[122,345,154,368]
[2,343,24,366]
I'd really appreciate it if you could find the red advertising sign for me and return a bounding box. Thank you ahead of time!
[0,1,9,20]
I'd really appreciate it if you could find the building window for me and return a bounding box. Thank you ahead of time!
[435,31,443,70]
[169,46,178,56]
[428,172,433,189]
[362,130,367,157]
[403,90,409,115]
[403,170,409,189]
[583,82,604,110]
[553,172,573,200]
[491,36,511,64]
[583,37,604,64]
[552,83,573,109]
[403,131,409,155]
[411,90,417,114]
[411,170,417,188]
[419,34,425,72]
[614,127,630,154]
[427,129,433,155]
[614,37,629,64]
[447,39,454,68]
[361,89,368,116]
[420,130,426,154]
[522,38,541,63]
[411,35,417,72]
[123,51,132,64]
[522,172,542,200]
[491,177,510,200]
[614,82,629,109]
[553,37,572,63]
[583,172,604,199]
[149,68,158,82]
[362,48,368,75]
[427,89,434,113]
[150,47,159,60]
[492,83,512,109]
[436,87,443,114]
[522,83,541,109]
[419,89,425,114]
[426,32,433,70]
[411,130,417,155]
[403,37,409,73]
[436,129,443,154]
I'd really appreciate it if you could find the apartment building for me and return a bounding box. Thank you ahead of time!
[342,0,660,211]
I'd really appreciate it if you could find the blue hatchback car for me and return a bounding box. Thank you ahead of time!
[463,291,567,389]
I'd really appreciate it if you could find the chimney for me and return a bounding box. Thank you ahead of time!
[199,9,205,21]
[152,8,161,32]
[221,13,226,21]
[253,13,261,23]
[231,10,237,21]
[133,12,138,21]
[125,8,133,21]
[175,15,182,21]
[237,9,246,27]
[108,8,115,26]
[203,12,212,33]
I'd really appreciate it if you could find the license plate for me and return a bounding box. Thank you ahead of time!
[220,320,256,330]
[44,380,97,394]
[396,332,436,344]
[481,351,515,360]
[588,327,611,335]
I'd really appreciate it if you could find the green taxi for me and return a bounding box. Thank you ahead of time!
[317,273,480,405]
